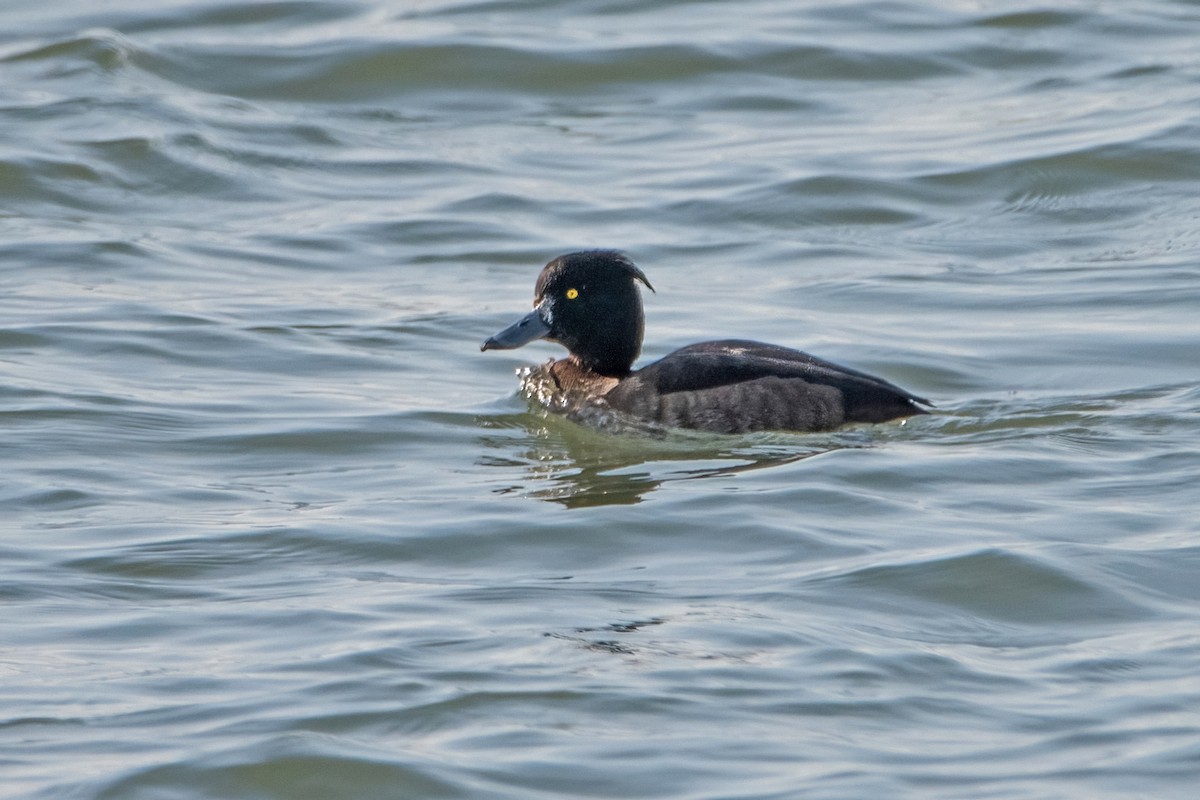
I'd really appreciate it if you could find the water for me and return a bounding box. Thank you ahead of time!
[3,1,1200,797]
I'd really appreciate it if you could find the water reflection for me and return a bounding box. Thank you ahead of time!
[478,411,860,507]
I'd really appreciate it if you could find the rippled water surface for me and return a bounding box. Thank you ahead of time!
[4,1,1200,797]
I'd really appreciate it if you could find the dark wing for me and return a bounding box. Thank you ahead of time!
[606,340,930,433]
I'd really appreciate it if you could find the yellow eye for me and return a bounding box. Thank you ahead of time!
[565,288,579,300]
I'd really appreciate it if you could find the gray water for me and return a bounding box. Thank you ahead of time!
[3,1,1200,798]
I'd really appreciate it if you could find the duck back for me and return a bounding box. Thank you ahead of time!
[604,340,929,434]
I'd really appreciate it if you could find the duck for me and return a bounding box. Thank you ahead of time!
[481,250,931,434]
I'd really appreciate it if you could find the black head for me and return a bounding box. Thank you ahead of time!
[481,250,655,376]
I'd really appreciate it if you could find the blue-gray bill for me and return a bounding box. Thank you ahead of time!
[481,306,551,351]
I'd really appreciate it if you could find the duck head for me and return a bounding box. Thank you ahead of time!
[481,250,655,377]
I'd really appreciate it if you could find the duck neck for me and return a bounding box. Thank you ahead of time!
[569,314,641,375]
[570,351,633,378]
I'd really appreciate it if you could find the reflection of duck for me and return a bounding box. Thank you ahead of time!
[482,251,931,433]
[480,411,842,507]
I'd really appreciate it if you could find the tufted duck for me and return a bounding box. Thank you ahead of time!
[482,251,930,433]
